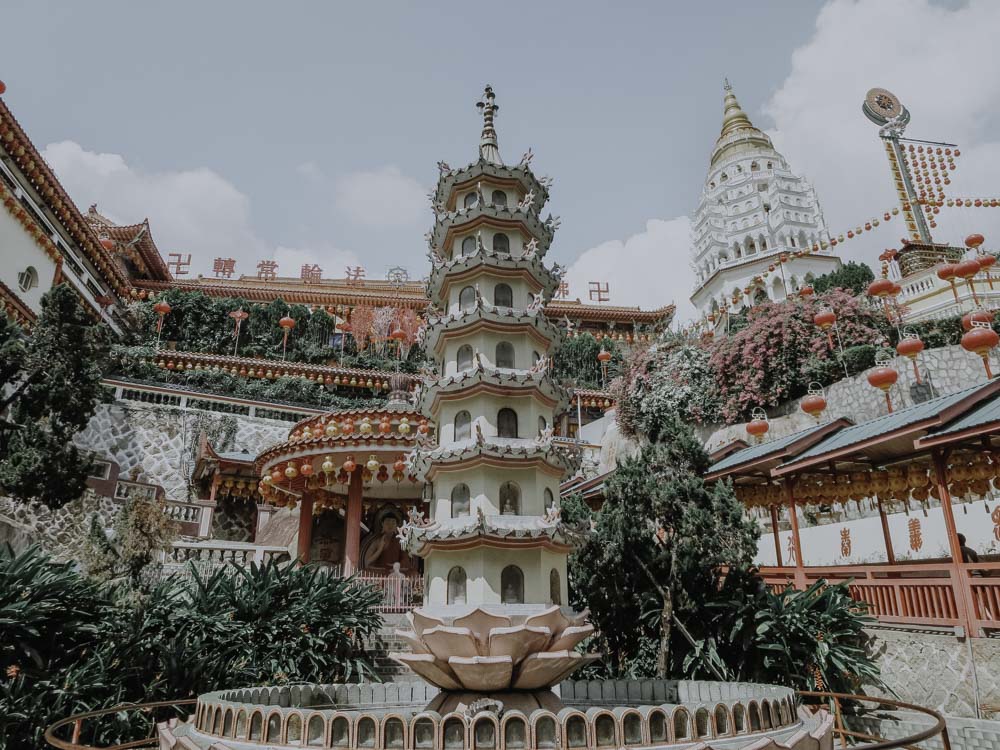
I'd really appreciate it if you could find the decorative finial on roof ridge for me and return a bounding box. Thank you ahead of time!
[476,84,502,166]
[724,77,732,91]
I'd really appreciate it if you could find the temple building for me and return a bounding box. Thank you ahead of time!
[690,81,841,320]
[0,95,173,331]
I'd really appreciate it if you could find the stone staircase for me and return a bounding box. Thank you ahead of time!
[365,613,414,682]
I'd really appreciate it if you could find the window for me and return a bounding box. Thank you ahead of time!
[499,482,520,514]
[457,344,473,371]
[332,716,351,747]
[17,266,38,293]
[695,709,710,738]
[447,566,467,604]
[535,718,557,749]
[492,233,509,254]
[497,408,518,438]
[501,565,524,603]
[358,718,377,748]
[474,720,496,750]
[549,568,561,605]
[455,411,472,441]
[543,487,554,508]
[495,341,515,368]
[673,710,690,740]
[493,283,513,308]
[464,192,478,208]
[88,461,112,480]
[649,713,667,743]
[312,715,332,746]
[751,161,759,171]
[286,715,302,744]
[714,705,729,735]
[414,719,435,749]
[532,350,541,365]
[538,416,547,435]
[595,715,616,747]
[504,719,527,750]
[444,718,465,750]
[462,236,477,256]
[720,172,728,182]
[451,484,471,517]
[459,286,476,312]
[385,719,405,749]
[491,190,507,209]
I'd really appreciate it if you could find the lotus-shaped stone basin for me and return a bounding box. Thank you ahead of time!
[391,606,599,692]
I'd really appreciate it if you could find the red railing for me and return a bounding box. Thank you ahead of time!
[760,561,1000,636]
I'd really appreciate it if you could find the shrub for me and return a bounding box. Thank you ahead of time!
[812,261,876,296]
[0,545,382,748]
[615,341,721,437]
[553,333,624,389]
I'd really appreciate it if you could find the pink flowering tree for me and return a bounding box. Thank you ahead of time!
[709,290,889,423]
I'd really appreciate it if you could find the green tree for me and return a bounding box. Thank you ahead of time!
[81,498,179,594]
[812,261,875,296]
[570,414,758,677]
[553,333,624,389]
[0,285,111,509]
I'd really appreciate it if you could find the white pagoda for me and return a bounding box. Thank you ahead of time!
[393,86,596,704]
[690,81,841,319]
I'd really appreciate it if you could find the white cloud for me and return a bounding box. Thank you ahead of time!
[763,0,1000,272]
[564,217,696,320]
[295,161,325,182]
[335,166,427,227]
[41,140,358,278]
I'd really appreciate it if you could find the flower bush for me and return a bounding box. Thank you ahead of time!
[614,338,721,438]
[709,290,889,422]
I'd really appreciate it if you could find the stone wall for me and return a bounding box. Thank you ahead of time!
[866,628,1000,720]
[74,401,289,501]
[697,343,990,453]
[0,398,291,559]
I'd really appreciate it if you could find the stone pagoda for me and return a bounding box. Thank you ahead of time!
[690,80,841,320]
[393,86,595,709]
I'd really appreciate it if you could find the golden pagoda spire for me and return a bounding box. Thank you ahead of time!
[719,78,756,138]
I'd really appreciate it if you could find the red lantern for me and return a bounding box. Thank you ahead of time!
[100,236,115,251]
[867,366,899,412]
[937,263,960,303]
[961,324,1000,378]
[393,456,407,474]
[300,462,314,477]
[962,309,993,331]
[379,416,392,434]
[153,300,172,346]
[343,455,357,474]
[801,393,827,421]
[896,335,925,383]
[867,278,895,298]
[746,418,769,441]
[798,285,814,298]
[955,258,983,304]
[979,253,996,289]
[813,308,837,349]
[0,80,6,96]
[279,315,296,360]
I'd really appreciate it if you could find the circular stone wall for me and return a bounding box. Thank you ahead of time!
[159,680,833,750]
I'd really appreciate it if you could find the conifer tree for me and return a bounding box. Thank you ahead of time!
[0,285,110,508]
[570,413,758,677]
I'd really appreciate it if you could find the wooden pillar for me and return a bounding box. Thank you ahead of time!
[876,497,896,564]
[344,468,364,575]
[933,448,974,635]
[769,504,784,567]
[781,477,806,588]
[296,494,314,564]
[932,450,965,564]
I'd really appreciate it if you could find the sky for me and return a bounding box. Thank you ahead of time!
[3,0,999,323]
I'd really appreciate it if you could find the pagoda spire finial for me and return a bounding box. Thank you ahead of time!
[476,84,503,165]
[719,78,754,138]
[724,77,731,91]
